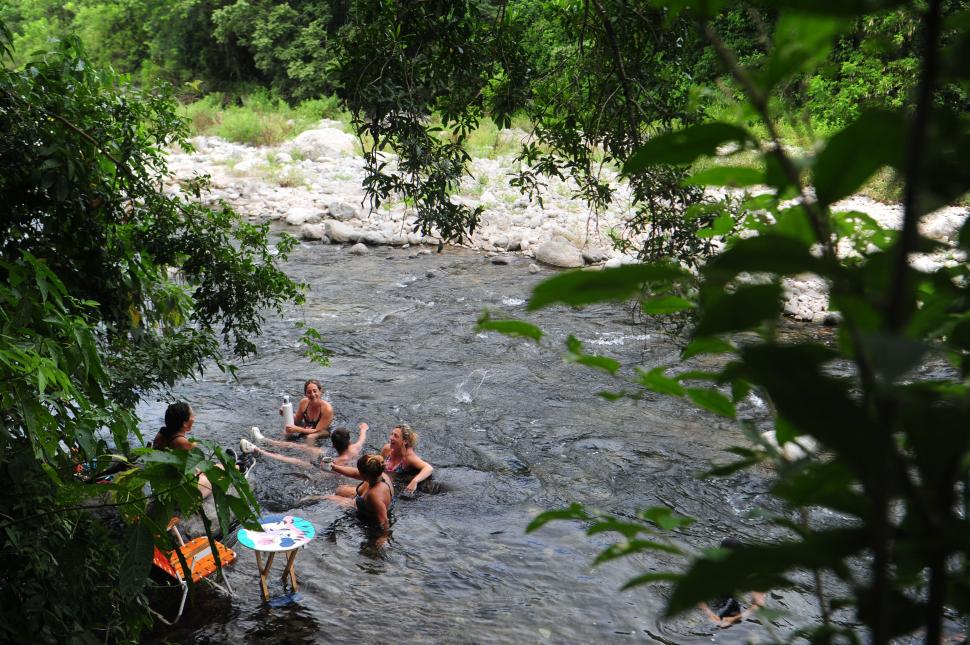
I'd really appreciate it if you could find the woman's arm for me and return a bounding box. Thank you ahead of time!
[403,453,433,493]
[331,462,362,480]
[371,494,390,530]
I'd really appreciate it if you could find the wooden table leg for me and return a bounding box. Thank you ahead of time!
[254,551,276,601]
[283,549,299,592]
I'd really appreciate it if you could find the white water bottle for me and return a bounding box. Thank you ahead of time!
[281,394,294,430]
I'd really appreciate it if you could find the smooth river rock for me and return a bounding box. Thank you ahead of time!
[284,127,357,159]
[286,206,324,226]
[325,219,359,243]
[534,239,584,268]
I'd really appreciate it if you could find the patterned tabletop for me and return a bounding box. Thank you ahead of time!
[237,514,316,552]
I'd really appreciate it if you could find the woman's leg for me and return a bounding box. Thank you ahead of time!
[255,447,313,469]
[262,436,322,458]
[303,429,330,446]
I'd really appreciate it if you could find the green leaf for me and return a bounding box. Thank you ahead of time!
[694,283,783,337]
[701,454,765,477]
[683,166,763,187]
[476,312,543,342]
[856,332,928,384]
[774,206,816,246]
[641,507,695,531]
[594,539,683,564]
[529,263,687,311]
[641,295,693,315]
[624,123,752,170]
[665,528,867,616]
[574,354,621,375]
[696,213,735,239]
[762,13,848,92]
[636,367,686,397]
[813,109,905,207]
[686,387,736,419]
[119,523,154,597]
[765,0,910,17]
[682,336,735,359]
[621,571,681,590]
[704,235,825,284]
[526,503,591,532]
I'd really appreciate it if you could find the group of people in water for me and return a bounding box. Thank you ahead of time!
[154,379,432,532]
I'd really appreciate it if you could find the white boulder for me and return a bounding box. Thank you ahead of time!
[285,127,357,159]
[325,219,359,243]
[301,223,327,240]
[329,201,359,221]
[534,238,584,268]
[285,207,324,226]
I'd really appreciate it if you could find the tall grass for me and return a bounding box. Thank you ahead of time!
[179,90,347,146]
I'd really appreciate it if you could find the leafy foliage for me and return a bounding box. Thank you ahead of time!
[480,0,970,642]
[0,26,302,640]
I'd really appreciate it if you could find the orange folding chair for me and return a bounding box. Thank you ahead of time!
[149,523,237,625]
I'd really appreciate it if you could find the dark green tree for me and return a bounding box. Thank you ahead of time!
[0,23,306,641]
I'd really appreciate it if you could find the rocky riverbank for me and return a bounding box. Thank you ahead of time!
[164,122,968,323]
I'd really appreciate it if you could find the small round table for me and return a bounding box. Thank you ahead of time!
[237,514,315,601]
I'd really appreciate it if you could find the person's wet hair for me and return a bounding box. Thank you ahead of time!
[396,424,418,448]
[358,453,384,482]
[160,402,191,437]
[304,378,323,394]
[330,427,350,453]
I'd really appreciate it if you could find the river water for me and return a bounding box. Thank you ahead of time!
[141,233,837,644]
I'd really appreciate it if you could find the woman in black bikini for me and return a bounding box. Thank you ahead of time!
[324,454,394,530]
[281,379,333,444]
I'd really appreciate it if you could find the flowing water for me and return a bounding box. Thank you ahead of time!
[141,233,844,644]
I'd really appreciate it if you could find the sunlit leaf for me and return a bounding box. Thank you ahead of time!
[594,539,683,565]
[476,312,543,342]
[641,507,695,531]
[686,387,736,418]
[637,367,686,397]
[526,503,591,532]
[761,13,848,92]
[624,123,752,170]
[529,263,687,311]
[683,166,763,187]
[682,336,735,359]
[813,109,905,207]
[641,295,693,315]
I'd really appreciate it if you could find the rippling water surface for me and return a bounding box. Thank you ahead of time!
[142,234,837,643]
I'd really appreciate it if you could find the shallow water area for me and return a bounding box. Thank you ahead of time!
[142,233,840,643]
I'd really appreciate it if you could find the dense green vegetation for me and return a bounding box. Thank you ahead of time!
[480,1,970,642]
[0,24,308,642]
[2,0,970,642]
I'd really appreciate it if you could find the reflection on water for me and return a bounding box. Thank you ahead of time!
[143,235,836,643]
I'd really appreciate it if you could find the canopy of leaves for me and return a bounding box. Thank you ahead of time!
[0,24,300,640]
[478,0,970,642]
